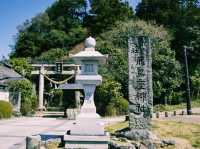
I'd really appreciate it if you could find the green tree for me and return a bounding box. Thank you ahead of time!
[96,20,183,105]
[191,64,200,99]
[9,58,32,78]
[136,0,200,73]
[136,0,200,100]
[12,0,88,58]
[85,0,134,35]
[136,0,182,27]
[36,48,65,63]
[8,79,37,115]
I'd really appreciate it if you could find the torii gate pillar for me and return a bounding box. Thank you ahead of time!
[38,65,45,110]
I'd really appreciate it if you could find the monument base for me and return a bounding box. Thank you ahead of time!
[70,118,105,136]
[65,116,110,148]
[64,105,110,148]
[119,129,158,141]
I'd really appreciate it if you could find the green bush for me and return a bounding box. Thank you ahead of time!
[95,76,128,116]
[48,89,63,107]
[116,97,128,115]
[105,104,117,116]
[20,98,32,116]
[12,111,22,117]
[104,98,128,116]
[8,79,37,116]
[0,100,13,119]
[46,107,64,111]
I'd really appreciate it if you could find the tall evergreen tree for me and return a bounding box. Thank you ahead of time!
[136,0,182,27]
[84,0,134,35]
[136,0,200,99]
[12,0,88,58]
[136,0,200,65]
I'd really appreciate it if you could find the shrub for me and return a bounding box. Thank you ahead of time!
[46,107,64,111]
[116,97,128,115]
[20,98,32,116]
[48,89,63,107]
[0,100,13,119]
[95,76,128,116]
[105,104,117,116]
[8,79,37,116]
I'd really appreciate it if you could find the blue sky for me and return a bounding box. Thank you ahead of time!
[0,0,140,59]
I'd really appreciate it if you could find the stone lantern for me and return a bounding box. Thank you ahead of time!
[71,36,106,119]
[64,37,109,148]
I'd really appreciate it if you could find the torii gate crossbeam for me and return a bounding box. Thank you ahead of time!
[31,64,80,110]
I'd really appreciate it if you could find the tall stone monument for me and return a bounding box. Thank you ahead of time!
[124,36,153,140]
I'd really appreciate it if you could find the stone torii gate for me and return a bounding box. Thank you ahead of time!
[31,63,80,110]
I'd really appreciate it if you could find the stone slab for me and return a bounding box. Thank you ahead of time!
[70,118,105,136]
[65,143,108,149]
[64,134,110,142]
[39,131,65,141]
[64,135,109,149]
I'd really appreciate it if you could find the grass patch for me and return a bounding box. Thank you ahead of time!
[152,120,200,148]
[105,121,128,134]
[45,141,63,149]
[154,100,200,112]
[106,120,200,148]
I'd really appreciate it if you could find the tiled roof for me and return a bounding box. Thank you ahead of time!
[0,64,22,81]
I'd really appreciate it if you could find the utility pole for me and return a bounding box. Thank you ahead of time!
[183,46,193,115]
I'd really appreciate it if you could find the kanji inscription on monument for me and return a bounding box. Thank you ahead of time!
[128,36,153,130]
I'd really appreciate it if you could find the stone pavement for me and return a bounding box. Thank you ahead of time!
[0,117,74,149]
[0,116,124,149]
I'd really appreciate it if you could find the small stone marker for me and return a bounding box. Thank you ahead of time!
[124,36,153,140]
[173,111,176,116]
[165,111,168,117]
[156,112,159,118]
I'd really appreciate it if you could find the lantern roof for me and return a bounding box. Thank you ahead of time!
[71,37,106,63]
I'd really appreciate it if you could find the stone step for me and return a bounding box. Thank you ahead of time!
[65,143,108,149]
[64,135,110,149]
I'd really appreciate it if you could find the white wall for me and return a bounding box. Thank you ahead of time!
[0,91,9,102]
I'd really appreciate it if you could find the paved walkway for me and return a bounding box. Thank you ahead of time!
[2,112,199,149]
[0,117,75,149]
[0,116,124,149]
